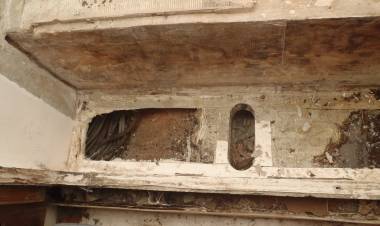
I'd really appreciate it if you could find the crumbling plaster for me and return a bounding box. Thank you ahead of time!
[76,87,380,168]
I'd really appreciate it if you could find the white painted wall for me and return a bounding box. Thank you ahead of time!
[0,74,74,170]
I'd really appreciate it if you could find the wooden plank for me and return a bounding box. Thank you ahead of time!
[0,167,379,199]
[50,187,380,225]
[77,160,380,182]
[53,203,380,225]
[0,186,45,205]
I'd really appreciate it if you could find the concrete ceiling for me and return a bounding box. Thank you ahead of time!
[6,17,380,90]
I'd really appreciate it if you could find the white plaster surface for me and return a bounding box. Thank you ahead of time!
[314,0,335,7]
[254,120,272,166]
[0,74,74,170]
[215,140,228,164]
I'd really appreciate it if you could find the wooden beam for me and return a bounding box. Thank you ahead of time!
[53,203,380,225]
[0,167,379,200]
[0,186,45,205]
[49,187,380,225]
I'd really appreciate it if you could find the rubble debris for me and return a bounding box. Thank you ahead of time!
[297,106,303,117]
[328,199,359,213]
[370,89,380,100]
[359,201,378,216]
[325,152,334,164]
[342,92,362,103]
[85,109,205,162]
[302,122,311,132]
[313,110,380,168]
[229,104,255,170]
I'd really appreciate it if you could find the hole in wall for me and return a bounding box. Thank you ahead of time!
[313,110,380,168]
[85,108,202,162]
[229,104,255,170]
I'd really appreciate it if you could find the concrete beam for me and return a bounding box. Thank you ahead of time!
[0,0,77,118]
[20,0,380,31]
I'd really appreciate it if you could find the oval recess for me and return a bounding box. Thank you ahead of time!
[229,104,255,170]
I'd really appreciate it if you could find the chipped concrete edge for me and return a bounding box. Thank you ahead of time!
[22,0,256,28]
[0,0,77,118]
[20,0,380,33]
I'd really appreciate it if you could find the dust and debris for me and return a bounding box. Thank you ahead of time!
[342,92,362,103]
[307,171,315,177]
[302,122,311,132]
[229,104,255,170]
[297,105,303,117]
[81,0,113,8]
[92,218,100,225]
[314,0,335,7]
[325,152,333,164]
[85,109,208,162]
[53,187,379,221]
[314,110,380,168]
[328,199,359,213]
[359,201,378,216]
[370,89,380,100]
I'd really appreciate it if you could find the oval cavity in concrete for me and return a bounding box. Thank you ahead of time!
[229,104,255,170]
